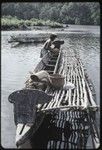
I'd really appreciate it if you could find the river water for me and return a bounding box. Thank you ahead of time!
[1,25,100,148]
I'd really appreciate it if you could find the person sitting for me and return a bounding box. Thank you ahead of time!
[40,34,57,58]
[50,40,64,56]
[52,40,64,49]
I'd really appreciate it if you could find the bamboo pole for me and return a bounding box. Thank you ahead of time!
[57,90,65,107]
[53,50,62,74]
[82,78,88,109]
[62,57,71,105]
[75,68,80,107]
[40,46,98,113]
[79,59,98,109]
[67,66,73,106]
[40,104,99,112]
[77,65,84,106]
[76,64,85,107]
[45,90,57,109]
[72,69,76,106]
[55,67,66,107]
[51,60,65,108]
[85,80,97,108]
[76,60,89,109]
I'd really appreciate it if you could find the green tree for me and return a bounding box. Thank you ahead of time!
[89,2,100,25]
[1,2,100,25]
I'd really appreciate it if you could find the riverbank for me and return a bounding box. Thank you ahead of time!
[1,16,64,31]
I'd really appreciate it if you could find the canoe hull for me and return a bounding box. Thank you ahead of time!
[15,52,60,147]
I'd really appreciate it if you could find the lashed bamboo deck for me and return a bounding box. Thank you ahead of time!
[39,48,99,112]
[33,48,100,149]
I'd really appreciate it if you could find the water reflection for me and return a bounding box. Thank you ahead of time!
[1,33,42,148]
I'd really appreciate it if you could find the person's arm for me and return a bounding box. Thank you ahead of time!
[43,39,51,50]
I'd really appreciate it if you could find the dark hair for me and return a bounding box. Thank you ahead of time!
[50,34,57,40]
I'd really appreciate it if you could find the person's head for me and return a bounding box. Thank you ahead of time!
[50,34,57,41]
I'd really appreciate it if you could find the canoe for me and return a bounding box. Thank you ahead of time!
[8,35,47,44]
[8,89,53,147]
[8,46,99,149]
[8,50,61,148]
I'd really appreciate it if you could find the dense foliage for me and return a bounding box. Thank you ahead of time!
[1,2,100,25]
[1,15,63,30]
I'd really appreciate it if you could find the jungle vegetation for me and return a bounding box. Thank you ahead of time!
[1,2,100,30]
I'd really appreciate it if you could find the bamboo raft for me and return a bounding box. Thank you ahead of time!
[8,46,100,149]
[30,48,100,149]
[34,48,99,149]
[39,49,99,112]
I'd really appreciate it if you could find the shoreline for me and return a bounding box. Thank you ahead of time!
[1,26,64,31]
[1,24,100,32]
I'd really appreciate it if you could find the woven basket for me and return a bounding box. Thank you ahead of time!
[49,74,65,88]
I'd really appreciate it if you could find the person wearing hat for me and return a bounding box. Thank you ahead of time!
[40,34,57,58]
